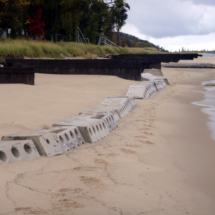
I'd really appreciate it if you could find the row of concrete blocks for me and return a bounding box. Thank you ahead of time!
[0,96,137,164]
[126,73,169,100]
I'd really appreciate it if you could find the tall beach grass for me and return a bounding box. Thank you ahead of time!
[0,39,161,60]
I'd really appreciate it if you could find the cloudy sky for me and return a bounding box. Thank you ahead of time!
[121,0,215,51]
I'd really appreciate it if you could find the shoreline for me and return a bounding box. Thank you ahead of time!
[0,58,215,214]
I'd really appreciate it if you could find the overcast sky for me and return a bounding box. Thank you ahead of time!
[121,0,215,51]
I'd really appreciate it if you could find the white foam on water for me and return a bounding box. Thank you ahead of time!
[192,76,215,140]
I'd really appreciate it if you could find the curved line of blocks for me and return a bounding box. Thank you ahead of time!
[0,73,169,164]
[0,97,136,164]
[126,73,169,99]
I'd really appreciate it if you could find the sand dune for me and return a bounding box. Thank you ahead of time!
[0,58,215,215]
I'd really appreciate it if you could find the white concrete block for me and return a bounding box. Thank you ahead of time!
[141,73,155,81]
[2,133,64,157]
[154,80,165,91]
[79,112,118,131]
[127,82,157,100]
[34,126,85,152]
[141,82,157,99]
[143,69,164,76]
[0,140,40,164]
[53,117,109,143]
[128,97,137,109]
[126,84,148,99]
[79,107,121,123]
[99,97,133,118]
[141,73,170,85]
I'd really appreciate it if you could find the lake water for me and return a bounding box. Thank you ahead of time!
[200,53,215,57]
[193,77,215,140]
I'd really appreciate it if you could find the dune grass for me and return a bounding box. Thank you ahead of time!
[0,39,161,60]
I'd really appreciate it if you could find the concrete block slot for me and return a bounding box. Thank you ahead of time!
[0,151,7,162]
[70,131,74,138]
[11,147,20,158]
[64,133,69,141]
[24,144,32,154]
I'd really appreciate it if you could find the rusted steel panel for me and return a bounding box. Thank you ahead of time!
[0,68,35,85]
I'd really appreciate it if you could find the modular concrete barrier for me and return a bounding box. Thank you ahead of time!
[126,84,148,99]
[142,68,164,76]
[128,97,138,109]
[146,80,165,91]
[79,107,120,123]
[79,112,118,132]
[0,140,40,163]
[142,82,157,99]
[154,79,167,91]
[126,82,157,99]
[141,73,170,85]
[99,97,134,118]
[34,126,85,151]
[2,133,64,157]
[53,117,109,143]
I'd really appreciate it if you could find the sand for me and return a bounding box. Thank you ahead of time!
[0,57,215,215]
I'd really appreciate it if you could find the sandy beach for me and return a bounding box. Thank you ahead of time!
[0,57,215,215]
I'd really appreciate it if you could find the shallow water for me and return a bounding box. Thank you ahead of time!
[201,53,215,57]
[192,77,215,140]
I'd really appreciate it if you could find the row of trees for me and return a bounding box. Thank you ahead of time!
[0,0,130,44]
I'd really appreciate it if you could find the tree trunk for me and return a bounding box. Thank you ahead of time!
[117,28,120,46]
[6,29,9,38]
[54,31,58,43]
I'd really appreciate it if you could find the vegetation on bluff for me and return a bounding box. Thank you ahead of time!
[0,39,161,61]
[0,0,164,60]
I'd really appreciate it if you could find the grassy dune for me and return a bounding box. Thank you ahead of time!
[0,39,161,60]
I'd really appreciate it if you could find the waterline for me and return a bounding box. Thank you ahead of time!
[192,77,215,140]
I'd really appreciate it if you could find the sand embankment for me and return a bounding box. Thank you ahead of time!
[0,57,215,215]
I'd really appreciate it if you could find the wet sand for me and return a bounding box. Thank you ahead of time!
[0,57,215,214]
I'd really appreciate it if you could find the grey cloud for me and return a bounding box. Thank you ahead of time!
[189,0,215,6]
[125,0,215,38]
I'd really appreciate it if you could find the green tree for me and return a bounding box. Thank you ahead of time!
[79,0,110,44]
[0,0,30,38]
[110,0,130,45]
[33,0,88,42]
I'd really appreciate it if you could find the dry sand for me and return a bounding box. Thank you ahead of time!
[0,57,215,215]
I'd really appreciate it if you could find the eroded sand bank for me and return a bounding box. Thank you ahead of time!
[0,57,215,215]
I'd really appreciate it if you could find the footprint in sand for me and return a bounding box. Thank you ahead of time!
[79,176,106,189]
[135,135,147,139]
[125,144,140,148]
[120,148,136,155]
[140,128,151,131]
[94,158,108,165]
[15,207,48,214]
[139,140,154,145]
[144,124,154,128]
[57,199,84,209]
[73,166,98,171]
[144,132,153,136]
[59,188,83,193]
